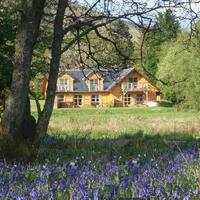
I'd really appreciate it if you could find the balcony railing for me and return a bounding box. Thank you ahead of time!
[57,85,69,92]
[122,82,148,91]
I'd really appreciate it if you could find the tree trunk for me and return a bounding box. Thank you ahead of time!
[1,0,45,144]
[36,0,66,138]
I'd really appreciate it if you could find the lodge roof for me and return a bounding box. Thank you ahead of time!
[58,67,134,91]
[44,67,159,92]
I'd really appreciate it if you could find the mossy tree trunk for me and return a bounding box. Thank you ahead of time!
[36,0,66,138]
[1,0,45,158]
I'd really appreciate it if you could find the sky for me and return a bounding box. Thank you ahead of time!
[77,0,200,29]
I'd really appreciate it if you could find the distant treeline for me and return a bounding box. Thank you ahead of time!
[144,9,200,110]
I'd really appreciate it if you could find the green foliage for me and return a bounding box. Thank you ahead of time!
[0,2,52,100]
[157,32,200,110]
[151,9,180,44]
[0,2,17,90]
[30,26,53,99]
[77,20,134,68]
[31,26,53,77]
[144,9,180,81]
[144,45,158,78]
[96,20,134,67]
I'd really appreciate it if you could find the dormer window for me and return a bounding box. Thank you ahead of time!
[57,79,68,92]
[60,79,67,86]
[89,79,98,91]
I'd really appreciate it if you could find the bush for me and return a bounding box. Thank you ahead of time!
[159,100,173,107]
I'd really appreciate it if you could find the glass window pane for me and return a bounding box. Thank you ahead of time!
[136,94,143,104]
[91,94,99,105]
[123,94,131,106]
[129,78,134,83]
[60,79,67,85]
[58,95,64,102]
[90,79,98,91]
[73,95,82,106]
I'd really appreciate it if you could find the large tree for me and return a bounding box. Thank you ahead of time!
[157,29,200,109]
[144,9,180,82]
[1,0,46,156]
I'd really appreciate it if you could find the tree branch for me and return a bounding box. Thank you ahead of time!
[29,89,42,116]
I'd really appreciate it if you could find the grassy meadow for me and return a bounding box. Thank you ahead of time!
[30,101,200,163]
[0,102,199,199]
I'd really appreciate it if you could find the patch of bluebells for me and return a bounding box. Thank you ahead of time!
[0,147,199,199]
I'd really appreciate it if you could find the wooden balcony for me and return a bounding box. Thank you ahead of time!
[121,82,148,91]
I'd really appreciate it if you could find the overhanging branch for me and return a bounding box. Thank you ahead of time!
[29,90,42,117]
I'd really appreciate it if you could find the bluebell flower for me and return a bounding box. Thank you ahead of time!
[77,185,88,200]
[59,178,67,191]
[30,189,39,200]
[183,194,191,200]
[16,196,27,200]
[121,177,128,188]
[0,146,198,199]
[155,187,162,196]
[172,191,180,199]
[50,184,57,199]
[93,188,99,200]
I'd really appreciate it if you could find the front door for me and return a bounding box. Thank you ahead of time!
[123,93,131,106]
[136,93,144,104]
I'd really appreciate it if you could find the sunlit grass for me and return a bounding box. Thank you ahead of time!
[27,101,200,163]
[30,101,200,134]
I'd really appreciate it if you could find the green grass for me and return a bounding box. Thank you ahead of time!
[30,101,200,163]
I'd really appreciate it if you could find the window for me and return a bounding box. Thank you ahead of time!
[123,94,131,106]
[57,94,64,103]
[91,94,100,106]
[57,94,65,108]
[90,79,98,91]
[58,79,68,92]
[129,77,138,83]
[133,77,138,83]
[136,94,143,104]
[128,77,138,89]
[73,95,82,106]
[60,79,67,86]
